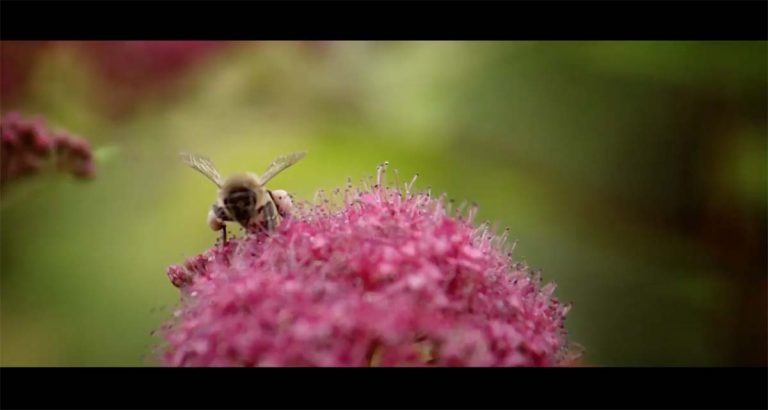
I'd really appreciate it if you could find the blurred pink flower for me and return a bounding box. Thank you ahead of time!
[1,41,233,117]
[78,41,229,87]
[0,41,52,108]
[1,111,95,185]
[75,41,233,117]
[159,168,575,367]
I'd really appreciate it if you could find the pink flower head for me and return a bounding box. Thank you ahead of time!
[0,112,95,185]
[159,165,576,366]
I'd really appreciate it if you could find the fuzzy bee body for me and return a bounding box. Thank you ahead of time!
[182,151,306,240]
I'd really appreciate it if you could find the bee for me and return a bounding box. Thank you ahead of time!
[180,150,306,242]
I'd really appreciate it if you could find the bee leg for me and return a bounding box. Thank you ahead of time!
[268,189,292,218]
[263,201,278,233]
[209,205,230,245]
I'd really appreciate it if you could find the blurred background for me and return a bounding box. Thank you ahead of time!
[1,41,765,366]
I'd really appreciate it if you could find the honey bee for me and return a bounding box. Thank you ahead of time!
[180,151,306,242]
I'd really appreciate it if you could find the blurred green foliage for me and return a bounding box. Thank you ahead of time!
[1,41,765,366]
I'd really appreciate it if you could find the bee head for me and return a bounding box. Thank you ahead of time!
[223,189,257,226]
[220,173,261,227]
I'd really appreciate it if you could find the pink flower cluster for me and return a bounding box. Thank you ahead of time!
[1,112,95,185]
[160,168,574,366]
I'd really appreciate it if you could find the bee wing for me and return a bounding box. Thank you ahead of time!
[258,151,306,185]
[179,152,224,187]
